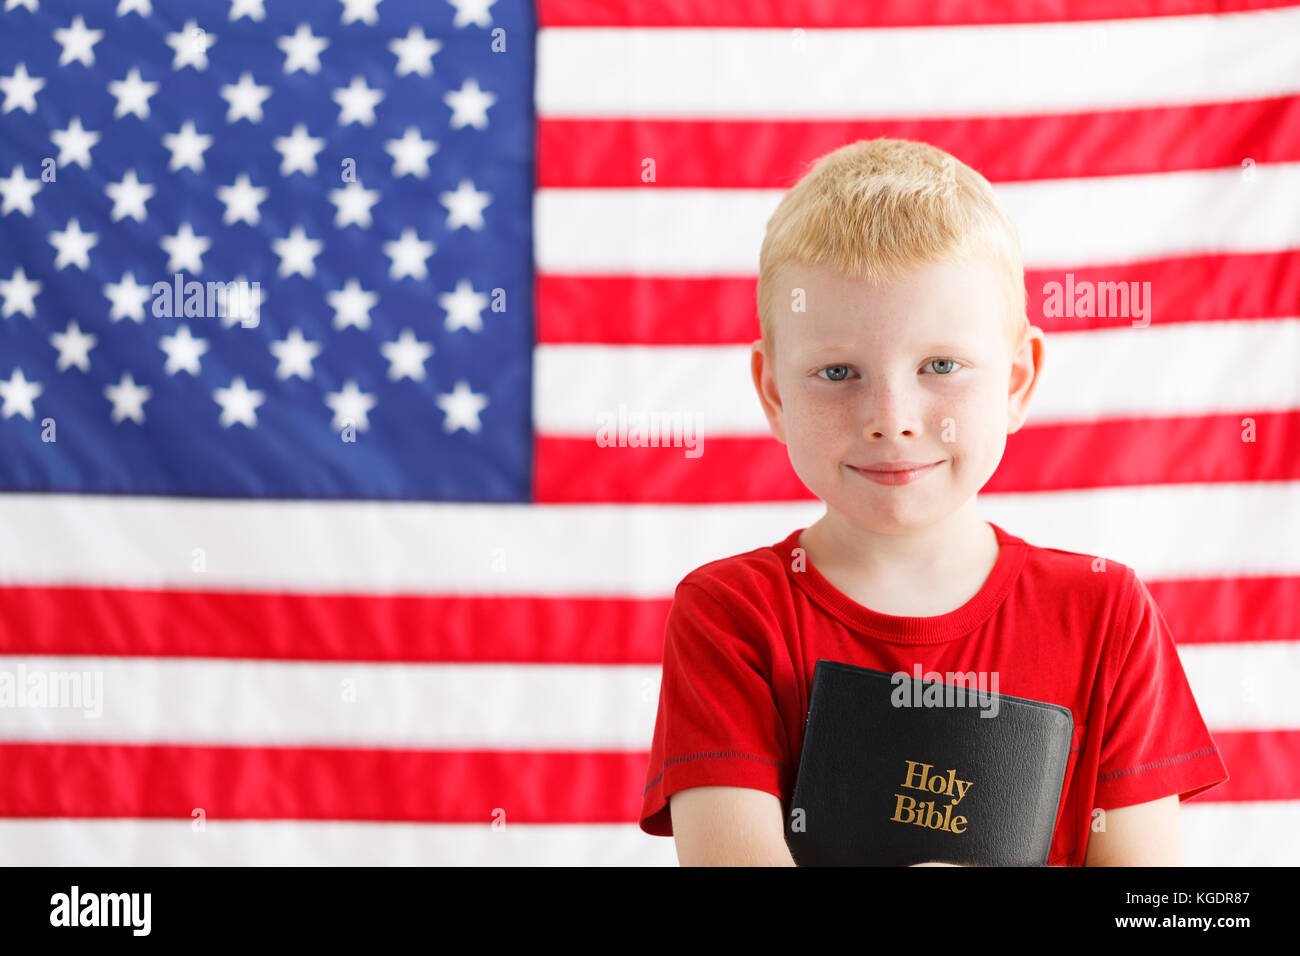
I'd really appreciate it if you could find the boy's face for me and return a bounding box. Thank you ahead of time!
[751,256,1043,536]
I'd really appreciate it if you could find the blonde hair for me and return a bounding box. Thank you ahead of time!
[756,138,1028,362]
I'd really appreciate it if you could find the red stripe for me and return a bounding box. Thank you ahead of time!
[0,588,669,663]
[538,96,1300,189]
[0,744,645,822]
[0,573,1292,664]
[538,0,1297,29]
[0,732,1289,819]
[536,251,1300,345]
[1146,576,1300,647]
[1208,730,1300,802]
[534,411,1300,501]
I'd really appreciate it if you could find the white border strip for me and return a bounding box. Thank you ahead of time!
[0,656,662,747]
[534,320,1300,434]
[535,165,1300,274]
[0,643,1290,746]
[3,485,1300,590]
[0,804,1283,864]
[537,9,1300,117]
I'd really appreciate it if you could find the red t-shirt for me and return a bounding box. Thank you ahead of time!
[638,521,1229,866]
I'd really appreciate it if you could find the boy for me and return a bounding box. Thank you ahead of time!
[637,138,1228,866]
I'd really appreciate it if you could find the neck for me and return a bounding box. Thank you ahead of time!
[803,500,992,578]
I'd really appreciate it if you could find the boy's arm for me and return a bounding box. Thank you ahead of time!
[1084,794,1182,866]
[669,786,797,866]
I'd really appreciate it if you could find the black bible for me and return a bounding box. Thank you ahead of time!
[784,660,1073,866]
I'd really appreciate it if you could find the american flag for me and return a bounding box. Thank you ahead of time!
[0,0,1296,865]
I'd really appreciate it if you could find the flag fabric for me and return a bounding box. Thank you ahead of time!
[1,0,1297,865]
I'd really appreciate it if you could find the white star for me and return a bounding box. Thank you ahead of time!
[219,274,264,328]
[328,179,381,228]
[158,324,209,376]
[48,217,99,270]
[116,0,151,16]
[439,278,489,332]
[325,379,377,432]
[0,164,42,216]
[269,327,321,380]
[228,0,265,21]
[107,67,159,119]
[439,178,492,231]
[332,75,384,126]
[0,265,41,317]
[105,169,155,222]
[435,379,489,433]
[0,63,44,114]
[389,26,441,76]
[443,77,496,130]
[277,22,328,74]
[385,126,437,178]
[272,226,323,278]
[6,0,38,13]
[448,0,496,28]
[160,222,211,274]
[104,371,151,424]
[381,328,433,381]
[103,270,152,322]
[162,120,213,173]
[382,228,434,281]
[327,278,378,330]
[53,15,104,67]
[220,72,272,123]
[216,173,268,226]
[166,19,215,70]
[213,376,264,428]
[50,319,97,372]
[272,124,326,176]
[0,368,41,420]
[51,116,100,168]
[339,0,382,25]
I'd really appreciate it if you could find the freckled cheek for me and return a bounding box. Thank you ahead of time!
[940,392,1004,463]
[786,393,854,446]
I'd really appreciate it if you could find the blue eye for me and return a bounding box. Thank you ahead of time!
[817,365,854,382]
[816,360,959,381]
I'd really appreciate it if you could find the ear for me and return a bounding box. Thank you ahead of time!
[1006,325,1045,435]
[751,339,787,445]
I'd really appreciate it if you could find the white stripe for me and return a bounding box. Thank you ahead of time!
[0,805,1282,864]
[537,9,1300,117]
[0,494,816,593]
[975,484,1300,580]
[0,643,1291,745]
[3,484,1300,589]
[535,164,1300,273]
[535,320,1300,434]
[0,820,681,866]
[1178,642,1300,732]
[1182,801,1300,866]
[0,657,661,747]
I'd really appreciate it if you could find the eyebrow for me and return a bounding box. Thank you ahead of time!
[802,343,969,355]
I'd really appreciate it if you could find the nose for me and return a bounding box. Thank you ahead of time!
[861,377,921,439]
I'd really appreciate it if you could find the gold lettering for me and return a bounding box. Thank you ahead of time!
[900,760,932,791]
[891,793,917,824]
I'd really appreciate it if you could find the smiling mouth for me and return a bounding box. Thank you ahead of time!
[849,461,943,485]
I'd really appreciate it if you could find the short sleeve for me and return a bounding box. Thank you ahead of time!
[1093,567,1230,810]
[638,580,790,837]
